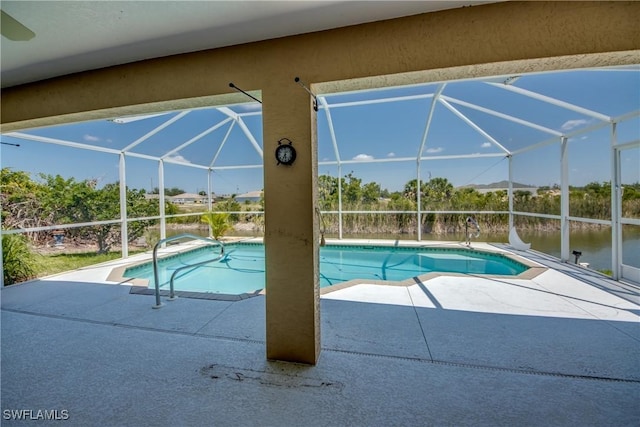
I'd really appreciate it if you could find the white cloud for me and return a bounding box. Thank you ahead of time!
[561,119,588,131]
[352,153,374,161]
[234,103,262,113]
[387,152,396,157]
[166,155,191,163]
[83,134,100,142]
[426,147,443,154]
[481,142,492,148]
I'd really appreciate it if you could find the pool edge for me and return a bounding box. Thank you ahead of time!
[109,240,548,300]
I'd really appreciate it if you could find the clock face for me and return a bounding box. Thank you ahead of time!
[275,143,296,165]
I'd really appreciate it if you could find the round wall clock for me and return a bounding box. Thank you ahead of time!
[275,138,296,166]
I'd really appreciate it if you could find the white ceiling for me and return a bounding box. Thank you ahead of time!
[0,1,492,89]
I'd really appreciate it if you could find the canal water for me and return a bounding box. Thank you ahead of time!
[341,228,639,273]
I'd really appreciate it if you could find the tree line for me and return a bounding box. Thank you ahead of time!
[1,169,165,253]
[2,167,639,250]
[318,173,640,234]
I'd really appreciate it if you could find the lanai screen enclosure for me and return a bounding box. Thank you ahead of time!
[1,66,639,284]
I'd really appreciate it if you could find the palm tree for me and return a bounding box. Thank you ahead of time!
[201,211,232,239]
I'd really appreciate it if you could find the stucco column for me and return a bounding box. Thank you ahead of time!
[262,79,320,364]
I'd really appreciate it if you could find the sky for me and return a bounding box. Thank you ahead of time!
[1,66,639,196]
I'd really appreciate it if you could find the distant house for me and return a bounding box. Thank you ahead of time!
[169,193,207,204]
[473,186,539,195]
[459,181,538,195]
[145,192,216,204]
[236,190,263,203]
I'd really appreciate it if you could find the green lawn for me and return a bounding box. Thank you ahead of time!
[33,251,143,278]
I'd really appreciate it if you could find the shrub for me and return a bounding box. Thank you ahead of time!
[201,212,232,239]
[2,234,37,285]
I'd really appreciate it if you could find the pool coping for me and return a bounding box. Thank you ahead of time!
[107,239,547,301]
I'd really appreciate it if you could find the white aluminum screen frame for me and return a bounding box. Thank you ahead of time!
[2,67,639,285]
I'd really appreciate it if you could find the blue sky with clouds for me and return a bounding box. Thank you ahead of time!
[2,67,639,195]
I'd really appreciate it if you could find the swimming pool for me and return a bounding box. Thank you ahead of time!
[123,243,529,295]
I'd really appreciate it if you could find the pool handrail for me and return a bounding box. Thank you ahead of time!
[167,252,225,300]
[152,234,224,308]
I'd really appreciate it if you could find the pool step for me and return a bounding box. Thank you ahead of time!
[413,253,491,274]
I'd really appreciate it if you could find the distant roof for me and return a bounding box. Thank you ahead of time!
[460,181,534,190]
[236,191,263,199]
[171,193,204,199]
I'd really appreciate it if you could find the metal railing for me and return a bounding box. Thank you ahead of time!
[152,233,224,308]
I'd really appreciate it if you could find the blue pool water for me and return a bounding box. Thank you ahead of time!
[124,243,529,295]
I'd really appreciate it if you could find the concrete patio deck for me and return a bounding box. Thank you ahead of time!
[1,246,639,426]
